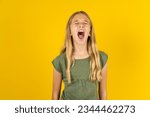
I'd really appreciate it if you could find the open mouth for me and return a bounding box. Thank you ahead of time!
[77,31,85,39]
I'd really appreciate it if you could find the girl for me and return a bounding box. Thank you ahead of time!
[52,11,108,100]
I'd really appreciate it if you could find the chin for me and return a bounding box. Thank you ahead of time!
[76,39,87,45]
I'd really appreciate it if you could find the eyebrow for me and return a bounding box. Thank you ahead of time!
[84,20,88,22]
[73,20,78,22]
[73,19,89,22]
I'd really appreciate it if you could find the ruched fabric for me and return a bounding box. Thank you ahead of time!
[52,51,108,100]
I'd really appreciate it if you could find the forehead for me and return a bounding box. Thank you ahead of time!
[72,13,90,22]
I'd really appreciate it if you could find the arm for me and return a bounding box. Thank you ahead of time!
[99,61,108,100]
[52,68,62,100]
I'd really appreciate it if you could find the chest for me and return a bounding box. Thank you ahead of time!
[71,60,90,79]
[62,59,90,82]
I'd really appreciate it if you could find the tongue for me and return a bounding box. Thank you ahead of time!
[78,32,84,39]
[79,34,84,39]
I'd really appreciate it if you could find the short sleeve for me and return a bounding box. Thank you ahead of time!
[99,51,108,69]
[52,55,62,74]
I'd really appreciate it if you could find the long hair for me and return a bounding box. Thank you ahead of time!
[61,11,102,83]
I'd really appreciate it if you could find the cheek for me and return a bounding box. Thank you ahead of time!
[85,27,91,34]
[70,26,78,34]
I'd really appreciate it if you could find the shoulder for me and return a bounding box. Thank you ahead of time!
[52,52,66,63]
[99,50,108,59]
[98,50,108,69]
[52,52,66,73]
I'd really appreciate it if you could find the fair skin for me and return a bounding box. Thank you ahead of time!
[52,13,108,100]
[100,61,108,100]
[52,68,62,100]
[70,13,91,57]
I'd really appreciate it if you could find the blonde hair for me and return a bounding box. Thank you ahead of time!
[61,11,102,83]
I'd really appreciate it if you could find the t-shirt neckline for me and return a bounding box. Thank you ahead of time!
[74,56,90,61]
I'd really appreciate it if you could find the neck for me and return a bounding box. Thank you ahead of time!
[73,43,89,57]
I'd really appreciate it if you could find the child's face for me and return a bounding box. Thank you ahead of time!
[70,13,91,46]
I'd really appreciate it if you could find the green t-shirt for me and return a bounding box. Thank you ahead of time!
[52,50,108,100]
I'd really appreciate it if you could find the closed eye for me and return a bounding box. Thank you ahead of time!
[84,22,88,24]
[74,22,79,24]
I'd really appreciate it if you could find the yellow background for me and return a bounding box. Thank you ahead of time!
[0,0,150,99]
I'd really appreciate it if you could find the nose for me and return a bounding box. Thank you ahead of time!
[79,23,84,29]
